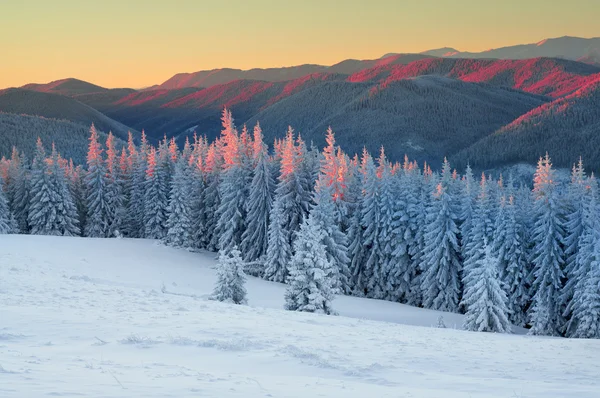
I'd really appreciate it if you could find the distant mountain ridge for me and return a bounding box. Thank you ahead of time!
[6,35,600,171]
[0,88,139,142]
[418,36,600,63]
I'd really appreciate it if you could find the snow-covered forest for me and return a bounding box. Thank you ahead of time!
[1,108,599,338]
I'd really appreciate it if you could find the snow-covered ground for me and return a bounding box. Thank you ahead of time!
[1,235,598,397]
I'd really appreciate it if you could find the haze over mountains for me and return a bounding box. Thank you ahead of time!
[1,36,599,170]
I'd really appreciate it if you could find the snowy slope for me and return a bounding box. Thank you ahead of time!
[1,235,599,397]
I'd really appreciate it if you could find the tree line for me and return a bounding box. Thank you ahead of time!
[1,108,599,338]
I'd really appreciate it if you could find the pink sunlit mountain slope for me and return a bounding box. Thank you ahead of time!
[348,57,600,98]
[452,75,600,170]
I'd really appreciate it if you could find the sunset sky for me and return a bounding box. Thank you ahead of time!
[1,0,599,89]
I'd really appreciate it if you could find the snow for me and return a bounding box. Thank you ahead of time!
[1,235,599,397]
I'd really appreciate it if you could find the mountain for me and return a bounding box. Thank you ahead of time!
[0,88,139,141]
[156,64,327,90]
[21,78,109,96]
[348,57,600,98]
[76,74,347,141]
[155,54,433,90]
[419,36,600,62]
[0,112,125,164]
[243,76,548,166]
[452,76,600,171]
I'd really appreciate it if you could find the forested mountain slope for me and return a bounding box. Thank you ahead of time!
[0,88,138,141]
[452,76,600,171]
[21,78,110,96]
[244,76,548,165]
[348,57,600,98]
[0,112,124,164]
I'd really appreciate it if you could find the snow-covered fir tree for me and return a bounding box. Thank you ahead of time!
[28,140,79,236]
[0,182,15,233]
[164,155,193,247]
[216,109,249,253]
[264,128,310,283]
[285,215,336,315]
[560,158,588,332]
[6,148,29,233]
[105,133,125,237]
[309,179,350,294]
[529,154,566,336]
[48,145,80,236]
[240,123,275,265]
[566,176,600,338]
[126,131,148,238]
[188,136,209,250]
[84,124,111,238]
[144,147,169,239]
[203,141,223,251]
[210,246,248,305]
[462,238,512,333]
[492,185,530,327]
[421,180,462,313]
[461,173,496,310]
[356,150,384,297]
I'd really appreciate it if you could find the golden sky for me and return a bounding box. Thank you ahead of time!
[1,0,599,89]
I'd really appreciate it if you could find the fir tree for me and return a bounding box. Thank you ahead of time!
[462,239,512,333]
[529,154,566,336]
[0,183,14,233]
[84,124,111,238]
[164,155,193,247]
[127,131,148,238]
[210,246,248,305]
[357,150,384,297]
[285,215,336,315]
[240,127,274,264]
[105,133,125,237]
[6,148,29,233]
[48,145,80,236]
[566,177,600,338]
[560,158,588,331]
[216,109,249,253]
[144,147,169,239]
[493,190,530,327]
[264,128,310,282]
[310,179,350,294]
[421,182,462,313]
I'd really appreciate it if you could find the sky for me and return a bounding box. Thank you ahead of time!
[1,0,599,89]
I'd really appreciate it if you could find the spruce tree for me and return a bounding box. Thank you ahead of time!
[529,154,566,336]
[493,190,530,327]
[358,150,384,297]
[210,246,248,305]
[105,133,125,237]
[421,181,462,312]
[310,179,350,294]
[164,155,193,247]
[560,159,588,331]
[285,215,336,315]
[6,148,29,233]
[84,124,111,238]
[0,183,14,234]
[462,239,512,333]
[566,177,600,338]
[203,141,223,251]
[264,128,310,282]
[127,131,149,238]
[144,147,169,239]
[240,128,274,264]
[49,145,80,236]
[216,109,249,253]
